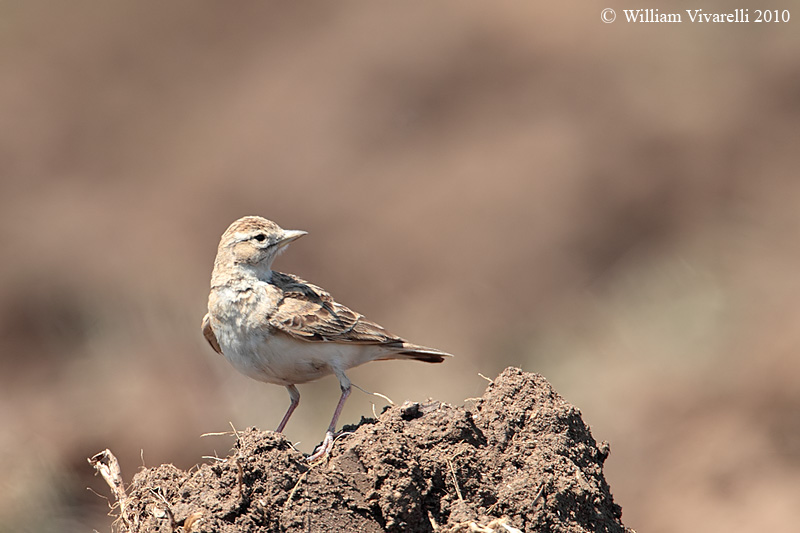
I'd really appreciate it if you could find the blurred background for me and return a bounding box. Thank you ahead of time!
[1,1,799,532]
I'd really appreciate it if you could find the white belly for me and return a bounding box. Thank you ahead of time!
[215,324,386,386]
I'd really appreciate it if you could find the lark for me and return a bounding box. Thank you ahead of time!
[202,216,451,460]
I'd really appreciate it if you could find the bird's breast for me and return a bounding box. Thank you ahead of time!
[207,284,338,385]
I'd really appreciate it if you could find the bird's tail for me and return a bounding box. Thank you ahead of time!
[380,342,453,363]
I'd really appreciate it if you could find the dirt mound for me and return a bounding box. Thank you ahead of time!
[94,368,630,532]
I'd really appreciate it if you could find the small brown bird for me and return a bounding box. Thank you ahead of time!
[202,216,451,460]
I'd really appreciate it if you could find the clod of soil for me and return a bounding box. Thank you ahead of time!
[96,368,631,532]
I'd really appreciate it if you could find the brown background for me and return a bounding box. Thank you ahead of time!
[1,2,798,532]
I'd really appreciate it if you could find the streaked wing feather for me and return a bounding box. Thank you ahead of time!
[269,272,402,345]
[201,313,223,354]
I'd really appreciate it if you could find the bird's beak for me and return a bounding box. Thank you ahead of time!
[277,230,307,247]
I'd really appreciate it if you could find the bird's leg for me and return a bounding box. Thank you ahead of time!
[307,372,351,462]
[276,384,300,433]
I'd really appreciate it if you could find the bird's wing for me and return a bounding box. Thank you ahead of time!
[201,312,223,354]
[268,272,401,345]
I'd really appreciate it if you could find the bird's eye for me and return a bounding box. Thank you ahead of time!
[254,234,267,242]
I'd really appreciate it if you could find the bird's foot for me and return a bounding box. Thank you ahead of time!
[307,431,336,463]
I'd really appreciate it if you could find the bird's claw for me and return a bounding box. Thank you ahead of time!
[307,431,336,462]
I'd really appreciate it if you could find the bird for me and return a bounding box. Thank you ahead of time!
[201,216,451,461]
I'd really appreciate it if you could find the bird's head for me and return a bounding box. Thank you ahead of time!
[214,216,306,278]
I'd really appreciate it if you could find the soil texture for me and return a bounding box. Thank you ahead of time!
[98,368,630,532]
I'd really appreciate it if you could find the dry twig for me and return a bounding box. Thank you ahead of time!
[88,449,129,526]
[447,458,464,501]
[477,372,494,384]
[235,456,244,499]
[183,511,204,533]
[353,382,395,406]
[284,468,312,509]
